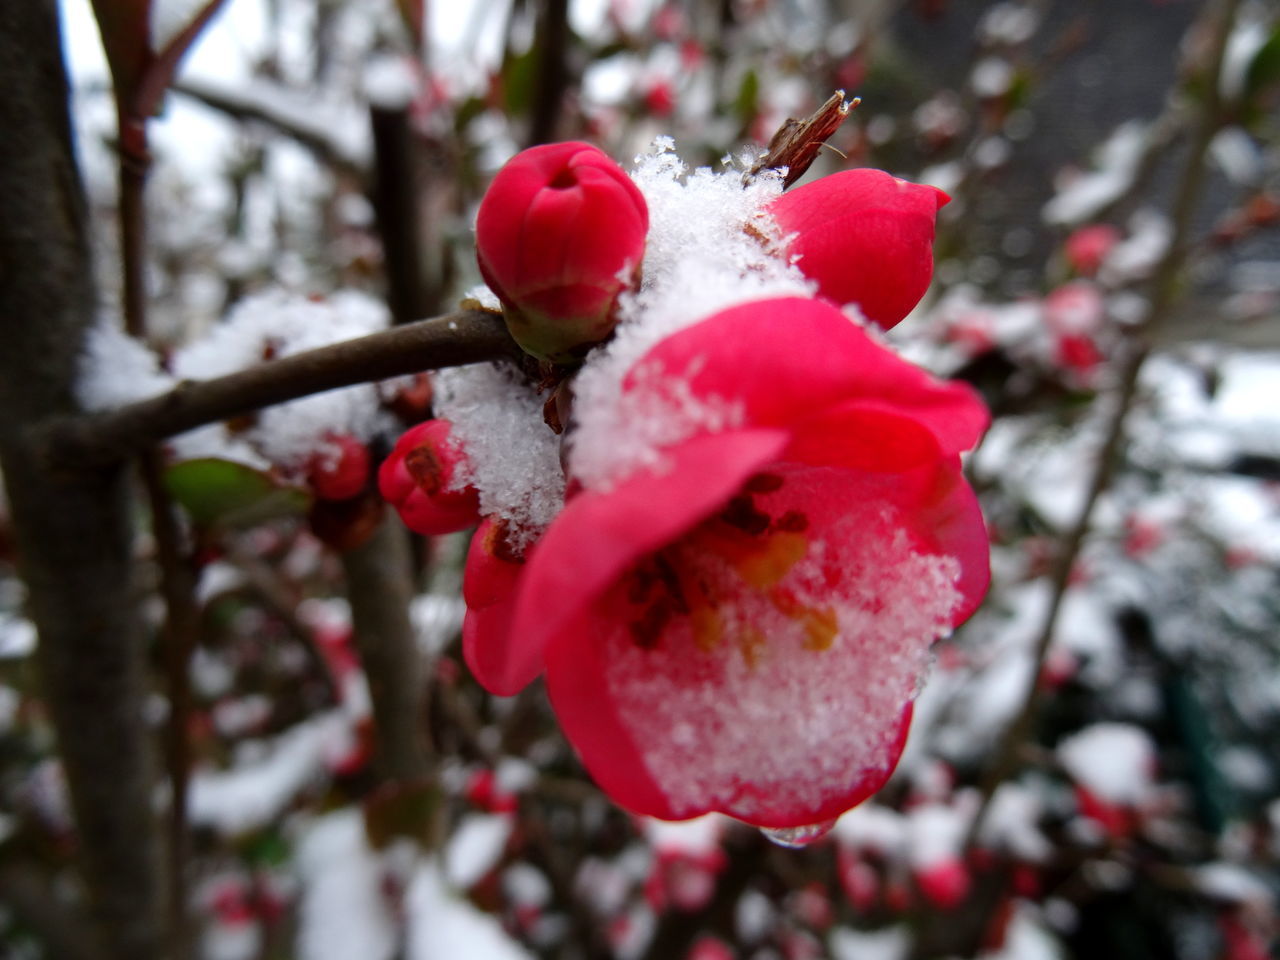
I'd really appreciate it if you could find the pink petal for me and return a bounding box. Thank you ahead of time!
[543,461,970,826]
[630,298,988,456]
[771,169,947,330]
[462,518,531,695]
[497,429,791,697]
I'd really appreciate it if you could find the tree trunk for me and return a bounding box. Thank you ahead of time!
[0,4,163,959]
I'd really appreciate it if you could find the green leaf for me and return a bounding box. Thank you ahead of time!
[1243,25,1280,101]
[163,458,310,530]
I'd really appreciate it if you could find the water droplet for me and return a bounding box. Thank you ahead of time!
[760,818,836,848]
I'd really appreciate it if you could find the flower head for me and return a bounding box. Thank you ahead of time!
[476,141,649,363]
[378,419,481,535]
[466,297,989,827]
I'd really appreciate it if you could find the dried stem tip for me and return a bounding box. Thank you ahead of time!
[748,91,859,188]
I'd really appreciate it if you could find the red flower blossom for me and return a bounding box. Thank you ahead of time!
[475,141,649,363]
[467,297,989,827]
[770,169,949,330]
[378,420,481,535]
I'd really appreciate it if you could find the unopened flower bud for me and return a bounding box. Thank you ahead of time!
[476,141,648,363]
[769,168,948,330]
[307,433,370,501]
[378,420,480,535]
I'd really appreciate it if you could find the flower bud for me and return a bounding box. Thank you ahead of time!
[378,420,481,535]
[476,141,648,363]
[307,433,370,501]
[769,169,948,330]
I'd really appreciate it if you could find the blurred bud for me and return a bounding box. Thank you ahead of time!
[475,141,648,363]
[1064,224,1120,276]
[307,433,370,501]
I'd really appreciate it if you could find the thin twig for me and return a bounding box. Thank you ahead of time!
[747,90,857,187]
[115,110,202,956]
[35,309,518,470]
[962,0,1241,852]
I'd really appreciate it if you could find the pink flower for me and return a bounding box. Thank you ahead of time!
[378,420,481,535]
[476,141,649,363]
[770,169,949,330]
[466,297,989,827]
[1063,223,1120,276]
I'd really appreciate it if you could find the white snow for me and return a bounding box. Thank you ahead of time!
[567,139,813,490]
[188,711,352,835]
[1056,722,1156,804]
[1043,123,1148,226]
[0,613,37,659]
[406,861,535,960]
[295,811,396,960]
[150,0,218,52]
[433,363,566,546]
[76,321,176,411]
[169,289,395,473]
[444,812,514,889]
[830,925,909,960]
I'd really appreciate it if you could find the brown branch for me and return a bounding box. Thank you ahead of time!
[528,0,571,147]
[747,90,857,187]
[341,516,433,784]
[0,6,164,958]
[174,78,368,179]
[36,309,519,470]
[962,0,1241,853]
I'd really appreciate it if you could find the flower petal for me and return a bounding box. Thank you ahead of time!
[498,429,791,696]
[629,298,988,456]
[770,169,947,330]
[544,461,965,826]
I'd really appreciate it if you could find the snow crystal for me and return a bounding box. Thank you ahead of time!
[363,54,420,109]
[0,613,36,659]
[568,140,813,490]
[188,711,351,835]
[603,477,962,820]
[1196,863,1273,905]
[406,862,536,960]
[433,363,566,543]
[981,783,1052,861]
[295,811,396,960]
[1043,123,1148,226]
[170,289,395,472]
[971,57,1015,98]
[1099,210,1170,284]
[829,925,909,960]
[977,904,1064,960]
[1220,19,1270,101]
[1057,722,1155,804]
[76,321,175,411]
[833,803,907,857]
[906,799,970,869]
[150,0,213,52]
[445,812,514,889]
[978,3,1040,45]
[643,813,726,856]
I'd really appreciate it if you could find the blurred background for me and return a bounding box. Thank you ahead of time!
[1,0,1277,958]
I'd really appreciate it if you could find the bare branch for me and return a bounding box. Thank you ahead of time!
[36,309,519,470]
